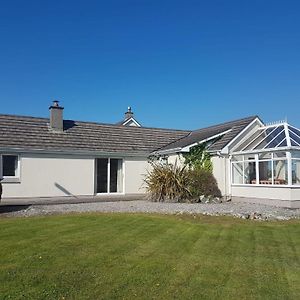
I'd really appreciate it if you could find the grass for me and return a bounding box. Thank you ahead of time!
[0,214,300,299]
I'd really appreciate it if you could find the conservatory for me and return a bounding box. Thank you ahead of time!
[230,122,300,208]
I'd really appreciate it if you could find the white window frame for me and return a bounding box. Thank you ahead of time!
[231,151,292,187]
[0,154,21,182]
[291,157,300,186]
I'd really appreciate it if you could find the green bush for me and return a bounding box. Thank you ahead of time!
[144,162,221,202]
[188,168,222,200]
[144,162,191,202]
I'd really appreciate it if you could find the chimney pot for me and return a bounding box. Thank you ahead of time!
[125,106,134,119]
[53,100,59,107]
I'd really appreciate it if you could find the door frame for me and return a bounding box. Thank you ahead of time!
[94,157,125,195]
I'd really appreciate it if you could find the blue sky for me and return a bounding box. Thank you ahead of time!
[0,0,299,129]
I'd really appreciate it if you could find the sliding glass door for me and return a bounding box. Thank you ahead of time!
[96,158,108,193]
[96,158,123,193]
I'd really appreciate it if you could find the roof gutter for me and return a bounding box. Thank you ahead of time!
[0,147,150,158]
[151,147,183,156]
[231,146,300,156]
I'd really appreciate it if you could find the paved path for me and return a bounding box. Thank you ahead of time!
[1,200,300,220]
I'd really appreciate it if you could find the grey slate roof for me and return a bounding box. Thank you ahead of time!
[0,114,190,156]
[0,114,259,156]
[156,116,259,153]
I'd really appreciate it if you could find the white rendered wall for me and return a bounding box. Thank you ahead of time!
[124,157,150,194]
[167,154,185,166]
[2,154,95,198]
[2,154,151,198]
[231,185,300,208]
[211,156,228,196]
[232,185,300,202]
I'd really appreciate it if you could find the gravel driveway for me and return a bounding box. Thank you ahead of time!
[1,200,300,220]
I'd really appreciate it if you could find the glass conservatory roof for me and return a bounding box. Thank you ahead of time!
[234,122,300,153]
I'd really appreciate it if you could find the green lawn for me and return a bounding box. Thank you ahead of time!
[0,214,300,300]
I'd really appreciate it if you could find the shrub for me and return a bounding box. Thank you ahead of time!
[144,162,221,202]
[144,162,191,202]
[188,168,222,200]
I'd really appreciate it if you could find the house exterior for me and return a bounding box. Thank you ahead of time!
[0,101,300,208]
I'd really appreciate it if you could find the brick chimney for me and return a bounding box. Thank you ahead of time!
[49,100,64,132]
[125,106,134,120]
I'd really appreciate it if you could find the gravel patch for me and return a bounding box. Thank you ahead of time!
[1,200,300,220]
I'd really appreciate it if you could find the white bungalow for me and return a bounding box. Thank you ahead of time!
[0,101,299,207]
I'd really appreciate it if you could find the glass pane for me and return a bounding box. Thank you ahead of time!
[244,161,256,184]
[2,155,18,176]
[265,131,286,149]
[232,162,243,184]
[96,158,108,193]
[241,129,267,150]
[291,151,300,159]
[289,131,300,146]
[259,161,273,184]
[232,155,243,162]
[244,154,255,161]
[259,152,272,160]
[110,159,123,193]
[254,126,285,149]
[273,160,288,185]
[273,152,286,159]
[289,126,300,138]
[292,160,300,185]
[291,139,300,147]
[277,138,287,147]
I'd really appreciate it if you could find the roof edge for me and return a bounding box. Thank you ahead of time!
[220,117,264,154]
[0,147,150,158]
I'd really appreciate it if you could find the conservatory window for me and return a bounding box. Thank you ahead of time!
[273,160,288,185]
[292,151,300,185]
[231,122,300,186]
[259,161,273,184]
[232,162,243,184]
[244,161,256,184]
[292,160,300,185]
[231,152,289,186]
[259,153,272,160]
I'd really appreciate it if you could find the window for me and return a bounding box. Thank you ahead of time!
[292,151,300,185]
[231,152,288,185]
[232,162,243,184]
[244,161,256,184]
[259,161,273,184]
[292,160,300,185]
[232,157,256,185]
[96,158,123,193]
[1,155,19,178]
[110,159,123,193]
[273,160,288,185]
